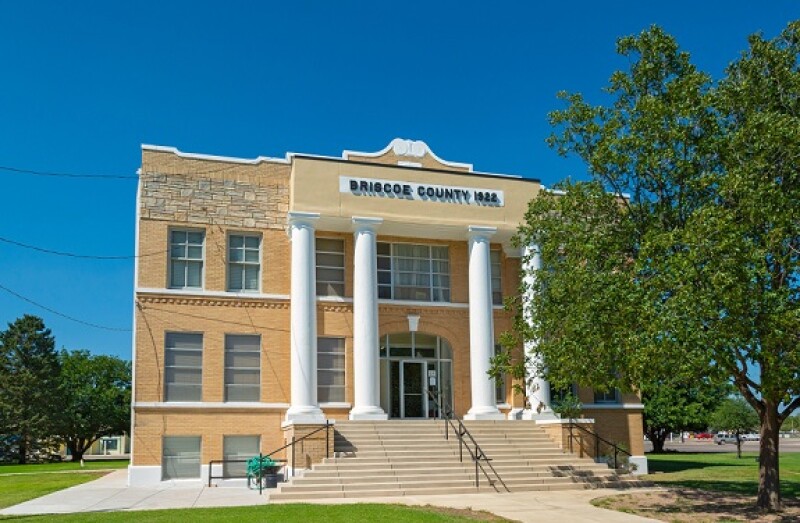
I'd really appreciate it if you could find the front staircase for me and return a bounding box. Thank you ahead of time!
[268,420,649,500]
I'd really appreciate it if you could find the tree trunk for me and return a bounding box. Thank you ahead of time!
[736,435,742,459]
[647,429,667,453]
[757,404,781,511]
[17,435,27,465]
[68,440,85,462]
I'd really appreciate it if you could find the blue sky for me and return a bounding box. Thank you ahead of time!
[0,2,796,360]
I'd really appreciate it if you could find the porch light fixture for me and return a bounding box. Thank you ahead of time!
[407,313,420,332]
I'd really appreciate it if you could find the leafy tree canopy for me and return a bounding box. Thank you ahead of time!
[520,22,800,510]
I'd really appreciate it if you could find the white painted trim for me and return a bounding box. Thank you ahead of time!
[318,296,353,303]
[141,144,290,165]
[320,402,352,409]
[136,287,291,301]
[535,418,596,425]
[496,403,511,409]
[343,138,474,171]
[134,402,290,410]
[379,299,469,309]
[130,174,142,464]
[581,403,645,410]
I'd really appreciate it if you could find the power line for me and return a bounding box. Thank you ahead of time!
[0,282,131,332]
[0,165,137,180]
[0,235,165,260]
[0,158,275,181]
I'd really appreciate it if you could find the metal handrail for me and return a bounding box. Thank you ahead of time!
[264,420,333,479]
[207,420,333,494]
[567,420,631,470]
[425,389,510,492]
[207,455,288,493]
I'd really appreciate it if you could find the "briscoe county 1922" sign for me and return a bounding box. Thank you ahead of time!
[339,176,504,207]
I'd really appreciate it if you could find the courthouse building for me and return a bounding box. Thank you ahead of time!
[129,138,646,485]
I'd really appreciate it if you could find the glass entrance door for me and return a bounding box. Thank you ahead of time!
[402,361,426,418]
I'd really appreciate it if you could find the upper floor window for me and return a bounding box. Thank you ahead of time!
[316,238,345,297]
[164,332,203,402]
[594,388,620,404]
[170,230,204,289]
[228,234,260,292]
[377,243,450,302]
[224,334,261,402]
[490,250,502,305]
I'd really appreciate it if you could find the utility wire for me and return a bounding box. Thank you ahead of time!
[0,158,276,181]
[0,282,131,332]
[0,235,165,260]
[0,165,137,180]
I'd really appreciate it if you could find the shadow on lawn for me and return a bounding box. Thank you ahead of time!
[648,456,741,474]
[657,488,800,523]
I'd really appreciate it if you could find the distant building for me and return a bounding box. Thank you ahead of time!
[129,139,647,485]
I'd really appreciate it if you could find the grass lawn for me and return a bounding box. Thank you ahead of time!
[0,472,106,509]
[0,504,507,522]
[646,451,800,498]
[0,460,129,474]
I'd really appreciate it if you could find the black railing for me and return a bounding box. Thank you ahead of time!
[425,389,509,492]
[207,420,333,493]
[567,421,631,471]
[207,454,288,494]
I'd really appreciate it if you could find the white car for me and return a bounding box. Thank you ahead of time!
[741,433,760,442]
[713,433,738,444]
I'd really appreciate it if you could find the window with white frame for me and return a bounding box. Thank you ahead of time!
[169,229,204,289]
[164,333,203,402]
[162,436,201,480]
[223,435,260,477]
[490,250,502,305]
[377,243,450,302]
[224,335,261,402]
[318,337,345,403]
[316,238,345,297]
[593,388,620,403]
[228,234,260,292]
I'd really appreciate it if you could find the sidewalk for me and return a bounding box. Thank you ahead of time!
[1,469,661,522]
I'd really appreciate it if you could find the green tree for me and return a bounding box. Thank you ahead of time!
[643,378,728,453]
[520,23,800,510]
[710,398,759,458]
[54,350,131,462]
[0,315,61,464]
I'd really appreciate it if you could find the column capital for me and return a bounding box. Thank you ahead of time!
[467,225,497,242]
[352,216,383,234]
[288,211,320,227]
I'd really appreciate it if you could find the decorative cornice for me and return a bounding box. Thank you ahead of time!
[137,294,290,309]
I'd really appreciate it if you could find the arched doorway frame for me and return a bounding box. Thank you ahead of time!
[378,331,454,419]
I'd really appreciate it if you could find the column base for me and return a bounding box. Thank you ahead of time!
[628,456,649,475]
[464,406,505,421]
[284,405,326,424]
[349,406,388,420]
[517,408,559,421]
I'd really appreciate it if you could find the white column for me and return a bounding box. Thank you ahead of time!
[285,211,325,424]
[464,226,504,420]
[349,217,388,420]
[522,243,556,420]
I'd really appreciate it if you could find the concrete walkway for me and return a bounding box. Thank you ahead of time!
[1,469,661,522]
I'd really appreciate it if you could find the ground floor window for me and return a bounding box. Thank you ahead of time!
[162,436,201,480]
[318,337,345,403]
[379,332,453,419]
[223,435,260,477]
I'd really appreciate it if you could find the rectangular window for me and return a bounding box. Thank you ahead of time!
[593,388,620,404]
[490,250,502,306]
[318,337,345,403]
[169,229,204,289]
[494,344,507,404]
[223,435,260,478]
[162,436,201,480]
[228,234,260,292]
[225,335,261,402]
[164,333,203,402]
[377,242,450,302]
[316,238,345,297]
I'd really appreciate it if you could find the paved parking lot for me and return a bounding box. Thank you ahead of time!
[645,438,800,453]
